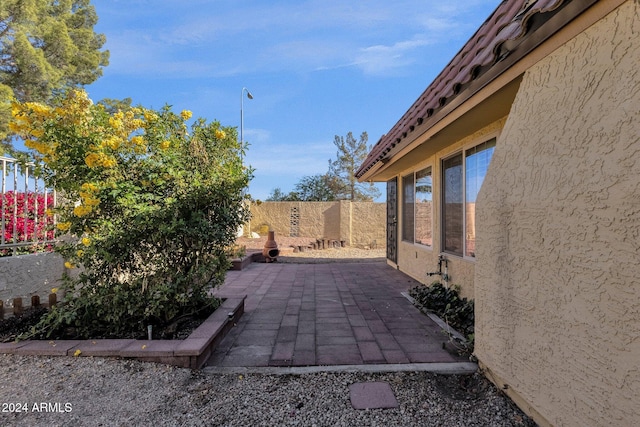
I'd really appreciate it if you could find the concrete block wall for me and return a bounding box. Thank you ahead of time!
[248,201,386,248]
[0,252,65,308]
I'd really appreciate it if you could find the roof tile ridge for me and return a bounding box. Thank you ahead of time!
[356,0,571,178]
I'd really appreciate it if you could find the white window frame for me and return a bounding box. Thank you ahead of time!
[441,136,497,260]
[402,165,433,247]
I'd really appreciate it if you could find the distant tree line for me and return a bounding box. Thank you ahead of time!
[267,131,380,202]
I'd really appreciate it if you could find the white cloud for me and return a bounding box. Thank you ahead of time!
[354,38,434,76]
[421,16,458,33]
[244,135,334,178]
[97,0,501,79]
[102,30,248,77]
[260,39,355,73]
[243,128,271,146]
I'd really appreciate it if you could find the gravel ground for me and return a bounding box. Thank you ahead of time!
[0,354,535,426]
[236,236,387,263]
[0,237,536,426]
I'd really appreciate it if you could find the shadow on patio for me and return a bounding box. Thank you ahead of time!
[208,260,475,371]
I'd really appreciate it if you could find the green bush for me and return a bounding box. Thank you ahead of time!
[12,90,251,338]
[409,282,474,338]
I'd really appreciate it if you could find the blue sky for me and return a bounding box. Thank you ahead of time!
[86,0,501,201]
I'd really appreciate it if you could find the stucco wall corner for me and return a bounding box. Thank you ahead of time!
[474,2,640,426]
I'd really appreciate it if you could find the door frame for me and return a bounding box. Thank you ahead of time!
[386,177,398,264]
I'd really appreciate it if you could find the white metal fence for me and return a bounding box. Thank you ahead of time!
[1,156,56,256]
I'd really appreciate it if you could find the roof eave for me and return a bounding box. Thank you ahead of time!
[357,0,608,182]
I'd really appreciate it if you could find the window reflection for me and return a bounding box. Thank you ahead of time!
[465,138,496,257]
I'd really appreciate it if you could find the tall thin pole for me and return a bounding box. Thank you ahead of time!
[240,87,253,164]
[239,87,254,236]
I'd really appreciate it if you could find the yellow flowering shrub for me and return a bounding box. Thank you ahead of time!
[56,222,71,231]
[180,110,192,121]
[73,204,92,217]
[12,89,251,339]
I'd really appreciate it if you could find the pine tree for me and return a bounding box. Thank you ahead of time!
[0,0,109,145]
[329,131,380,201]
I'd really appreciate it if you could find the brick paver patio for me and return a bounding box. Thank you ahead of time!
[208,261,468,367]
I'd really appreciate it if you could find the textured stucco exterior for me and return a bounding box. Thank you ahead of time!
[475,3,640,426]
[248,201,386,248]
[0,252,65,307]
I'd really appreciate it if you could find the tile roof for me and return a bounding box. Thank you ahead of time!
[356,0,568,178]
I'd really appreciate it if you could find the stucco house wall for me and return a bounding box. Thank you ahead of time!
[475,2,640,425]
[394,119,505,299]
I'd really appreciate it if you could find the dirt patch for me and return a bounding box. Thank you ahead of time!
[236,235,329,250]
[236,235,386,262]
[432,372,493,401]
[0,305,213,342]
[0,306,48,343]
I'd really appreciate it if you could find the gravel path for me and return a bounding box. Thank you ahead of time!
[0,354,535,426]
[0,237,536,426]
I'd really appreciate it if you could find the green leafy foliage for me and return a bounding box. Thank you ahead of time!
[266,131,380,202]
[12,90,251,338]
[0,0,109,146]
[267,173,343,201]
[409,282,475,338]
[329,131,380,201]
